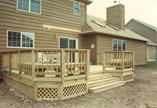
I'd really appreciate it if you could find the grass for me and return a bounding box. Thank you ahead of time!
[147,61,157,66]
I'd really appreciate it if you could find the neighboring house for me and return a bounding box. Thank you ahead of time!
[0,1,149,77]
[81,4,149,65]
[126,18,157,61]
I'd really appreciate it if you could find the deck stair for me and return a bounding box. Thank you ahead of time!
[88,73,125,93]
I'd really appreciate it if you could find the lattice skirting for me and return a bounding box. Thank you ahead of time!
[37,88,58,99]
[4,77,34,99]
[63,83,86,98]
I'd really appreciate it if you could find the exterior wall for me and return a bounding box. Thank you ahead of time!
[126,20,157,43]
[84,35,97,64]
[147,45,157,60]
[0,0,87,52]
[106,4,125,30]
[0,53,2,77]
[96,35,147,65]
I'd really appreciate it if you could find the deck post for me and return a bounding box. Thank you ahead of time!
[61,50,65,84]
[121,51,124,81]
[9,52,11,76]
[31,50,35,83]
[2,52,3,69]
[60,50,65,100]
[132,51,135,72]
[33,84,37,101]
[18,51,21,78]
[103,51,106,74]
[86,50,90,93]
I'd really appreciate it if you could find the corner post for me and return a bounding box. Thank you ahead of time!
[9,52,11,76]
[1,53,3,69]
[132,51,135,72]
[60,49,65,100]
[103,51,106,74]
[121,51,124,81]
[18,51,21,78]
[32,50,35,83]
[86,50,90,93]
[61,50,65,84]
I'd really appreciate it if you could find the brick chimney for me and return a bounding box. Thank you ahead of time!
[106,4,125,30]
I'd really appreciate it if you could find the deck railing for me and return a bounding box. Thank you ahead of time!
[2,49,90,82]
[97,51,134,73]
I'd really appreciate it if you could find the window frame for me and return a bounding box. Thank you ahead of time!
[17,0,41,15]
[74,1,80,15]
[59,36,78,49]
[112,39,126,51]
[7,30,35,48]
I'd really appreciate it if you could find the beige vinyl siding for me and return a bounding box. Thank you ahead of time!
[97,35,147,65]
[126,20,157,43]
[84,35,97,64]
[147,46,157,60]
[0,53,2,77]
[0,0,86,51]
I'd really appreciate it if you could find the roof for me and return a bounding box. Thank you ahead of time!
[126,18,157,32]
[80,0,93,4]
[80,15,150,42]
[147,41,157,46]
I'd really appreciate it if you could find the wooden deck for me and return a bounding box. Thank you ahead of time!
[2,49,134,101]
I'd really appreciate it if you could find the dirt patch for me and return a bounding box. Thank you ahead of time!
[0,66,157,108]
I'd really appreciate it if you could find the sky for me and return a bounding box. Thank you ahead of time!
[87,0,157,27]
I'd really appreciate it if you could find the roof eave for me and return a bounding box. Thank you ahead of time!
[80,0,93,4]
[80,31,150,42]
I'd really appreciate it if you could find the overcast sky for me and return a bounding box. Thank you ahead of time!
[87,0,157,27]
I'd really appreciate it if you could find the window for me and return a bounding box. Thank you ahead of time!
[18,0,41,14]
[74,1,80,14]
[60,37,77,49]
[7,30,34,48]
[113,39,126,51]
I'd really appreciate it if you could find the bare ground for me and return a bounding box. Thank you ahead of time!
[0,66,157,108]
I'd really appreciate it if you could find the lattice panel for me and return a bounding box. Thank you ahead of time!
[37,88,58,99]
[63,84,86,97]
[4,77,34,99]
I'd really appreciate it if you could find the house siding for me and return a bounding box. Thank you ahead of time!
[97,35,147,65]
[0,53,2,77]
[0,0,86,51]
[147,46,157,60]
[84,35,97,64]
[126,20,157,43]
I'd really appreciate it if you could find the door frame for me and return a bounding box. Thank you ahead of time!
[59,36,79,62]
[59,36,78,49]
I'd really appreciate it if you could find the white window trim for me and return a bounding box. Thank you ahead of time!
[17,0,41,15]
[112,39,126,51]
[59,36,78,49]
[7,30,35,49]
[74,1,80,15]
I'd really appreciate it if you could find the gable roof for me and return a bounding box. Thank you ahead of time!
[80,15,150,42]
[126,18,157,32]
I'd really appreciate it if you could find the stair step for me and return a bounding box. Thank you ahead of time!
[88,81,125,93]
[123,71,133,76]
[89,73,112,81]
[88,77,119,88]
